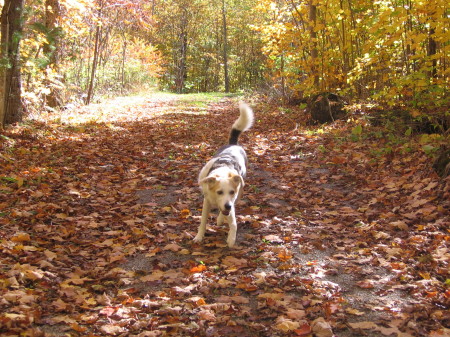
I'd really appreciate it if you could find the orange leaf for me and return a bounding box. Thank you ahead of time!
[180,209,191,218]
[294,323,312,336]
[196,297,206,306]
[426,291,437,298]
[11,233,31,242]
[330,156,346,164]
[70,323,87,332]
[190,264,207,273]
[278,250,293,262]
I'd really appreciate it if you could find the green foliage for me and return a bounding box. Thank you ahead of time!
[351,125,363,141]
[154,0,265,93]
[1,176,18,183]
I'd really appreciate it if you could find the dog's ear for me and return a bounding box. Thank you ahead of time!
[200,176,217,188]
[232,174,244,188]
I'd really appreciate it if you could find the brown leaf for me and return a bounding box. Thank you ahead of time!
[222,256,248,269]
[197,309,216,321]
[349,321,377,330]
[163,243,182,252]
[312,317,333,337]
[356,279,375,289]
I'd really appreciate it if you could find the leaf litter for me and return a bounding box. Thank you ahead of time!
[0,94,449,336]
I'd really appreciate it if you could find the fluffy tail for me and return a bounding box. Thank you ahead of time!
[229,101,254,145]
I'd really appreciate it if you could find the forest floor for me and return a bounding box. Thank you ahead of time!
[0,93,449,337]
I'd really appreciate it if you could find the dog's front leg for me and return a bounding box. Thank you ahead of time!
[226,209,237,248]
[193,198,210,243]
[217,212,225,226]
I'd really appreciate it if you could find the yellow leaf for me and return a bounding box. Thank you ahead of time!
[346,308,365,316]
[419,272,431,280]
[24,269,44,280]
[17,177,24,188]
[275,318,300,332]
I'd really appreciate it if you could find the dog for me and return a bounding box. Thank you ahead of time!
[193,102,254,247]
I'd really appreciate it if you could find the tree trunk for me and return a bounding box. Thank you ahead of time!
[86,0,103,104]
[428,27,437,80]
[0,0,25,127]
[44,0,61,108]
[308,1,319,89]
[339,0,349,75]
[175,11,188,94]
[280,53,286,102]
[121,38,126,93]
[222,0,229,92]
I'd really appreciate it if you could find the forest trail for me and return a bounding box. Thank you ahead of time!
[0,94,448,336]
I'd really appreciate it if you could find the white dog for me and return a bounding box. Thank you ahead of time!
[193,102,254,247]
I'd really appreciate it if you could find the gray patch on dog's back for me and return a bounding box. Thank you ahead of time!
[209,145,247,177]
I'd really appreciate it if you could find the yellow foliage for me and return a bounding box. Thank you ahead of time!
[255,0,449,106]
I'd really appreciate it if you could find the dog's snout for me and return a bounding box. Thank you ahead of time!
[224,203,232,210]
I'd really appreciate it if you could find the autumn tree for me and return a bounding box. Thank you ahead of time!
[256,0,449,109]
[154,0,265,93]
[152,0,203,93]
[0,0,25,127]
[222,0,230,92]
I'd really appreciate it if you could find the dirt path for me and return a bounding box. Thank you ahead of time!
[0,95,448,336]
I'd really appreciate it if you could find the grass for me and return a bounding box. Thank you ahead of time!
[148,91,242,108]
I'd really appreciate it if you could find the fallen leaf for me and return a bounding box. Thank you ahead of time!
[345,308,365,316]
[100,324,125,335]
[222,256,248,268]
[11,233,31,242]
[197,309,216,321]
[349,321,377,329]
[312,317,333,337]
[275,317,300,332]
[294,323,312,336]
[190,264,207,273]
[286,308,306,320]
[140,270,164,282]
[356,279,375,289]
[163,243,182,252]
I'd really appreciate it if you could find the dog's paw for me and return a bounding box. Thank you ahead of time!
[227,237,236,248]
[193,234,204,243]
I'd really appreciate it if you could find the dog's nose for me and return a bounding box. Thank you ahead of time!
[224,203,232,210]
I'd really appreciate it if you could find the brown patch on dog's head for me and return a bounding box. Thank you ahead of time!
[231,174,244,188]
[200,176,218,190]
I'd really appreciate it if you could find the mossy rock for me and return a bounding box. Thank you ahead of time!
[308,93,346,124]
[433,146,450,177]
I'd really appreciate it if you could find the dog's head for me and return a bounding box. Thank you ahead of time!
[200,173,244,216]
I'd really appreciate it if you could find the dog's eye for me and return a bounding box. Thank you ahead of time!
[230,190,235,195]
[217,190,224,195]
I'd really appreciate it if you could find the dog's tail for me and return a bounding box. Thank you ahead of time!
[229,102,254,145]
